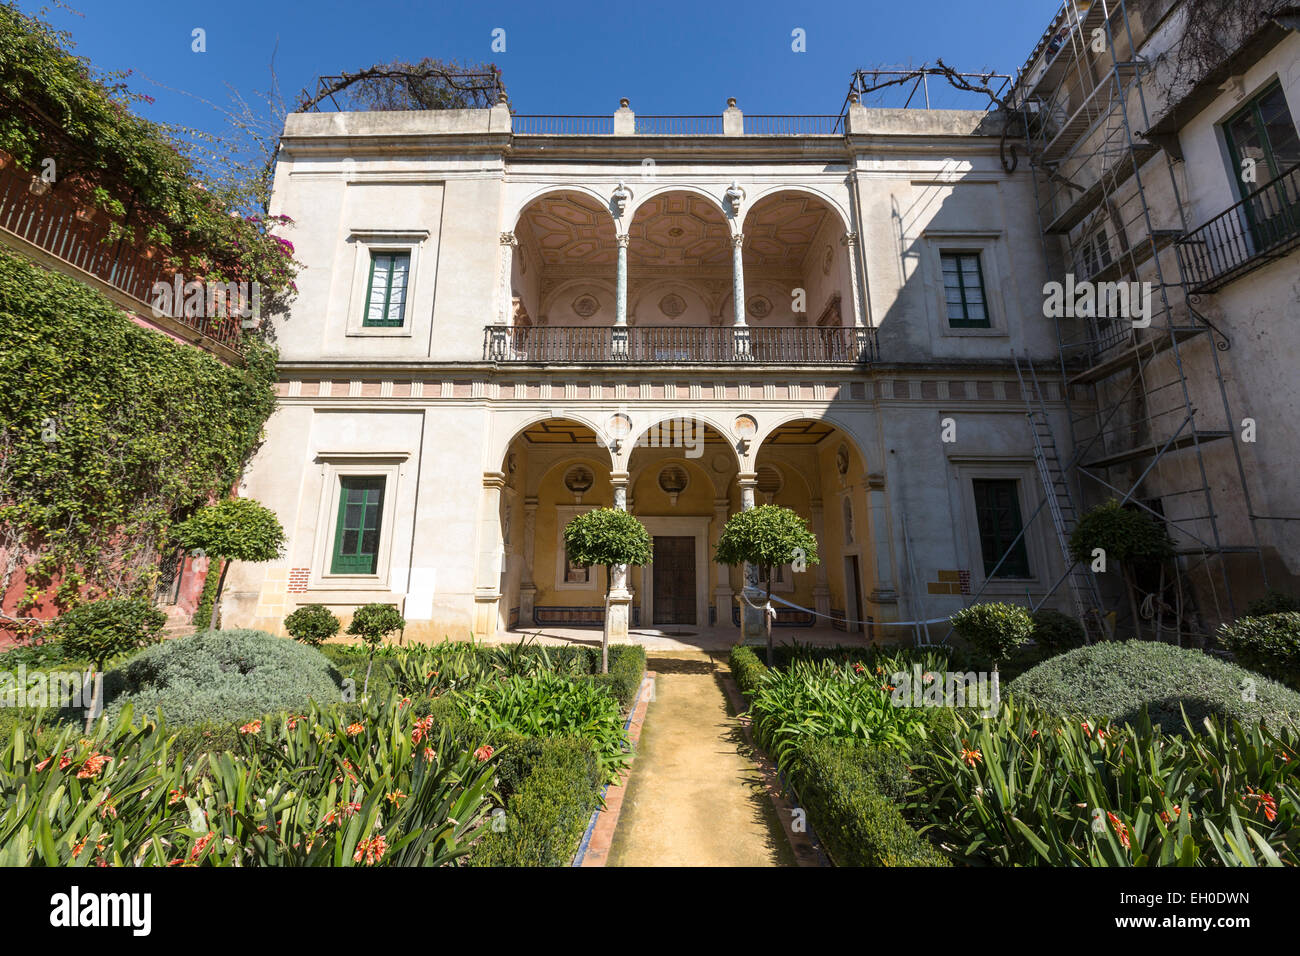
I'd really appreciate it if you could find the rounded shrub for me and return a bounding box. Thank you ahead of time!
[949,602,1033,671]
[1244,590,1300,617]
[42,597,166,667]
[283,604,340,646]
[1030,608,1087,652]
[102,629,342,727]
[1218,612,1300,690]
[1006,639,1300,734]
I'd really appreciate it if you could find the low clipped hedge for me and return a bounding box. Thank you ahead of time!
[730,645,770,697]
[1218,612,1300,691]
[470,736,602,867]
[1007,640,1300,734]
[790,738,949,867]
[102,629,342,726]
[591,644,646,710]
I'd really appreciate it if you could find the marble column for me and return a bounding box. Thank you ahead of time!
[731,233,751,359]
[519,496,538,623]
[810,499,832,618]
[712,496,733,626]
[472,471,507,638]
[613,234,630,359]
[498,232,516,326]
[607,470,632,641]
[843,232,865,328]
[737,471,764,639]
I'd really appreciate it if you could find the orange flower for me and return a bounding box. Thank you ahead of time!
[881,684,896,693]
[386,790,407,806]
[76,752,111,778]
[1107,811,1131,849]
[1081,721,1092,738]
[1029,729,1040,739]
[188,832,215,862]
[960,744,982,767]
[168,787,187,805]
[346,722,364,737]
[412,715,434,745]
[353,835,387,865]
[423,746,437,762]
[324,801,362,825]
[1245,787,1278,823]
[852,662,865,675]
[474,744,495,762]
[239,720,262,735]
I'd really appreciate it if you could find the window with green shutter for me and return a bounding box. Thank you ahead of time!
[941,252,990,328]
[330,477,385,574]
[972,478,1030,578]
[362,252,410,327]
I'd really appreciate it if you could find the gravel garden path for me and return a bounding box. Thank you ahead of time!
[605,650,797,867]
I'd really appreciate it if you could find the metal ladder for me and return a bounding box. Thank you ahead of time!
[1014,353,1107,641]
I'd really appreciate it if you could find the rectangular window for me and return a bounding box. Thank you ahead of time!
[972,479,1030,578]
[330,476,385,574]
[941,252,990,328]
[362,252,410,327]
[1224,81,1300,191]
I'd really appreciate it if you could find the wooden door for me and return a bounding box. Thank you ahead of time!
[652,536,696,625]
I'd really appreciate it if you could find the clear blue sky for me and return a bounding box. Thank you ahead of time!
[22,0,1055,128]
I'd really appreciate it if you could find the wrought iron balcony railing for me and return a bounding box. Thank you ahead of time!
[1177,163,1300,293]
[483,325,878,365]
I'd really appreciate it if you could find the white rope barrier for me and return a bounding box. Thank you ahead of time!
[737,589,951,629]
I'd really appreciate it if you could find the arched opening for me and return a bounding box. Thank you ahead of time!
[754,418,876,635]
[495,417,615,633]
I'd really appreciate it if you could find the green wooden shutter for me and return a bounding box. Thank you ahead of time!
[362,252,410,328]
[330,476,386,574]
[942,252,990,328]
[973,479,1030,578]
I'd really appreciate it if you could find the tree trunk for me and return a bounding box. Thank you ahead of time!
[84,665,103,735]
[364,649,374,699]
[1123,565,1142,640]
[601,568,611,675]
[207,558,231,632]
[990,663,1001,714]
[764,570,774,667]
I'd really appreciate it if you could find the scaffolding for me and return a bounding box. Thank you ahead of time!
[1009,0,1267,640]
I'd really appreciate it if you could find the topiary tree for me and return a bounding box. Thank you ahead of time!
[1069,499,1172,640]
[173,498,286,632]
[1244,590,1300,617]
[43,597,166,731]
[950,601,1033,708]
[1030,608,1088,653]
[347,603,405,697]
[1218,612,1300,691]
[714,504,820,665]
[563,508,652,674]
[283,604,340,647]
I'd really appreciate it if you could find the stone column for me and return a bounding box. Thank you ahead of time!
[843,232,864,328]
[713,497,733,626]
[614,234,630,359]
[736,471,764,639]
[810,499,832,618]
[867,472,899,604]
[607,470,632,641]
[498,232,517,326]
[519,496,538,624]
[472,471,507,639]
[731,233,751,359]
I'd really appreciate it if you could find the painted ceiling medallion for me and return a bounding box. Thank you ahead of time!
[733,414,757,437]
[563,464,595,503]
[572,293,599,318]
[747,294,772,318]
[658,293,687,318]
[667,226,685,238]
[658,465,689,505]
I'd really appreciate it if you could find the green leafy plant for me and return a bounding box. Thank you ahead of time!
[1031,607,1087,652]
[1218,613,1300,691]
[1069,500,1173,639]
[1245,591,1300,617]
[346,604,406,697]
[283,604,341,647]
[42,597,166,731]
[173,498,286,631]
[949,602,1033,706]
[562,508,652,673]
[714,505,820,664]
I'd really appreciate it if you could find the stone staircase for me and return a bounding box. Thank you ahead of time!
[160,604,198,641]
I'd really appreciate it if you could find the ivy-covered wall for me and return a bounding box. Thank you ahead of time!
[0,249,277,632]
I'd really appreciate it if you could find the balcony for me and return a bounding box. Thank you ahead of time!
[483,325,878,365]
[0,162,244,351]
[1177,163,1300,293]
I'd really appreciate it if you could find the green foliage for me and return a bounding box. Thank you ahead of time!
[1031,608,1088,652]
[562,508,652,580]
[1245,591,1300,617]
[0,5,300,312]
[790,738,949,867]
[908,700,1299,866]
[173,498,285,563]
[714,504,820,584]
[450,671,629,781]
[102,629,342,727]
[42,597,166,667]
[347,604,406,648]
[730,645,770,698]
[1218,613,1300,691]
[1069,499,1173,565]
[0,251,277,601]
[950,602,1034,669]
[469,736,601,867]
[283,604,341,647]
[1007,640,1300,734]
[191,560,222,629]
[588,644,646,711]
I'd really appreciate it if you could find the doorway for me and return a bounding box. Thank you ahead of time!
[653,535,697,625]
[844,555,864,634]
